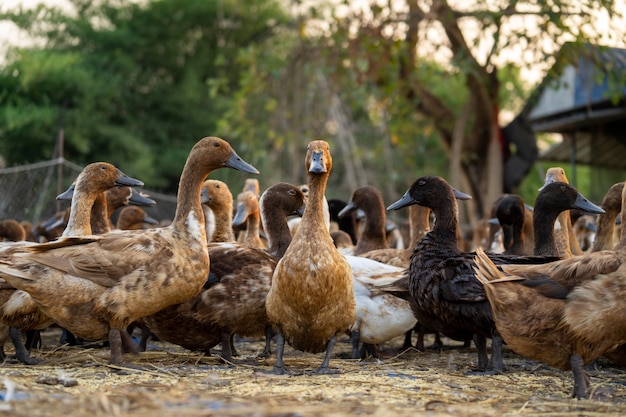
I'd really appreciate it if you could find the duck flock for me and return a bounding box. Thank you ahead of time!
[0,137,624,400]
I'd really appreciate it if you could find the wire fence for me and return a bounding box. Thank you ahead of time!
[0,158,177,227]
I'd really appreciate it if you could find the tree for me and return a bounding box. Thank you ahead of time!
[314,0,624,218]
[0,0,289,192]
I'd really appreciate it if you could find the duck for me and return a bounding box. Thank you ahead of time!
[0,219,26,242]
[0,162,146,364]
[56,184,157,234]
[541,167,584,257]
[500,181,626,371]
[328,199,358,244]
[116,206,158,230]
[473,231,626,399]
[200,179,236,243]
[331,230,355,254]
[142,182,305,361]
[20,221,36,242]
[338,185,389,256]
[344,254,416,359]
[287,183,331,236]
[591,182,623,252]
[265,140,356,374]
[233,190,266,249]
[491,194,533,256]
[386,176,603,373]
[0,137,259,366]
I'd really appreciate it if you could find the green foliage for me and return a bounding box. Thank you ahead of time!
[0,0,289,192]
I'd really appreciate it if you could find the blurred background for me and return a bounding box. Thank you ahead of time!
[1,0,625,231]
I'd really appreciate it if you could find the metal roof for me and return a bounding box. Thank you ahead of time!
[521,43,626,170]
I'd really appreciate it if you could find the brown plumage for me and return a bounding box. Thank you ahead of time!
[20,221,36,243]
[201,179,235,243]
[0,220,26,242]
[0,138,258,366]
[474,237,626,399]
[339,185,389,255]
[116,206,158,230]
[265,140,356,374]
[0,162,145,364]
[233,190,266,249]
[591,181,623,252]
[471,182,622,398]
[143,182,305,360]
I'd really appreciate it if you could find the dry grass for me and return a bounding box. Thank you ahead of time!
[0,329,625,417]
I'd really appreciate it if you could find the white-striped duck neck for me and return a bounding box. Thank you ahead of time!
[171,154,208,244]
[63,186,97,237]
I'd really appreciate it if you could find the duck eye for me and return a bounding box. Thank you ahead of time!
[216,184,221,188]
[418,179,426,186]
[213,141,221,148]
[288,189,296,196]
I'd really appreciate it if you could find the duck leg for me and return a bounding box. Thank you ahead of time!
[268,328,289,375]
[120,329,142,354]
[350,330,361,359]
[313,335,339,374]
[25,329,42,350]
[571,354,590,399]
[258,324,273,358]
[402,328,414,349]
[471,334,489,372]
[108,328,124,366]
[219,331,234,362]
[487,332,505,373]
[9,327,42,365]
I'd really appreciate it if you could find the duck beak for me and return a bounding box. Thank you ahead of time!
[130,188,157,207]
[295,204,306,217]
[338,201,356,219]
[225,150,260,175]
[572,193,605,215]
[46,217,66,231]
[200,188,210,204]
[387,191,415,211]
[232,202,250,227]
[453,188,472,200]
[309,150,326,173]
[487,217,500,225]
[57,184,75,200]
[142,213,159,226]
[115,169,144,187]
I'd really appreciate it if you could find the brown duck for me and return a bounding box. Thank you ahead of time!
[0,137,258,366]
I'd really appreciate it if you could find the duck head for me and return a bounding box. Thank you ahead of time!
[306,140,332,174]
[387,176,471,211]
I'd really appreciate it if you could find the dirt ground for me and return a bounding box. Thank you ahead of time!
[0,328,625,417]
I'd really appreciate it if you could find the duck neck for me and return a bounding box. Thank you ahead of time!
[243,210,262,246]
[592,209,618,252]
[356,204,389,253]
[262,203,292,261]
[430,197,460,248]
[63,188,97,236]
[532,207,560,256]
[300,173,328,234]
[409,205,430,249]
[172,156,208,243]
[207,204,235,243]
[90,193,112,234]
[504,220,525,254]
